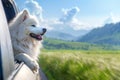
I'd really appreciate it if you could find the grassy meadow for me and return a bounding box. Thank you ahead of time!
[39,50,120,80]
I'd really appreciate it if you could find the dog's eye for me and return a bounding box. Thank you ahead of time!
[31,25,36,27]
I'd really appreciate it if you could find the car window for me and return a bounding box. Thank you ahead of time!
[2,0,18,23]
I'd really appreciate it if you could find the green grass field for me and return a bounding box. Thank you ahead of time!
[39,50,120,80]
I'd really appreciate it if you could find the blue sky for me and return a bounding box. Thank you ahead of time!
[39,0,120,18]
[15,0,120,30]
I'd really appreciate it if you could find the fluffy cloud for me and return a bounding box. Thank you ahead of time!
[58,7,90,30]
[24,0,43,22]
[40,7,91,31]
[60,7,80,23]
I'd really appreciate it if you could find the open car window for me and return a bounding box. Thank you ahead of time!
[2,0,18,23]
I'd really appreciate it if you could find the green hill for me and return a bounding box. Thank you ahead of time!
[78,22,120,45]
[43,38,120,50]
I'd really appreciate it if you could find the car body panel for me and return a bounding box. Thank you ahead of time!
[10,62,38,80]
[0,0,15,80]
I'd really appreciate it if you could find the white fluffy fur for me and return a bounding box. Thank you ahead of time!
[9,10,44,72]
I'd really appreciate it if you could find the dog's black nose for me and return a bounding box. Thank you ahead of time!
[41,28,47,35]
[43,28,47,33]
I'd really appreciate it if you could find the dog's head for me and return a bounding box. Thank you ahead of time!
[18,10,47,41]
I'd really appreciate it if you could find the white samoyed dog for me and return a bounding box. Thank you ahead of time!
[9,10,46,72]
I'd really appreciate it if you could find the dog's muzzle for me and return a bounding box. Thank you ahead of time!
[29,28,47,40]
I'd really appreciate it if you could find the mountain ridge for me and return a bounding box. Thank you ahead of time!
[78,22,120,45]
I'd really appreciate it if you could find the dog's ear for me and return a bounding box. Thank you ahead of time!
[22,10,29,21]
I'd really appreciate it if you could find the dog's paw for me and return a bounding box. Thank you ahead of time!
[15,53,39,72]
[29,60,39,72]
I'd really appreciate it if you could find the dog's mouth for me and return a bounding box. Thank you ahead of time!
[29,28,47,40]
[30,33,42,40]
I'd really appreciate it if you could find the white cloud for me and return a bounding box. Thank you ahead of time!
[58,7,91,30]
[41,7,91,32]
[60,7,80,23]
[25,0,43,22]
